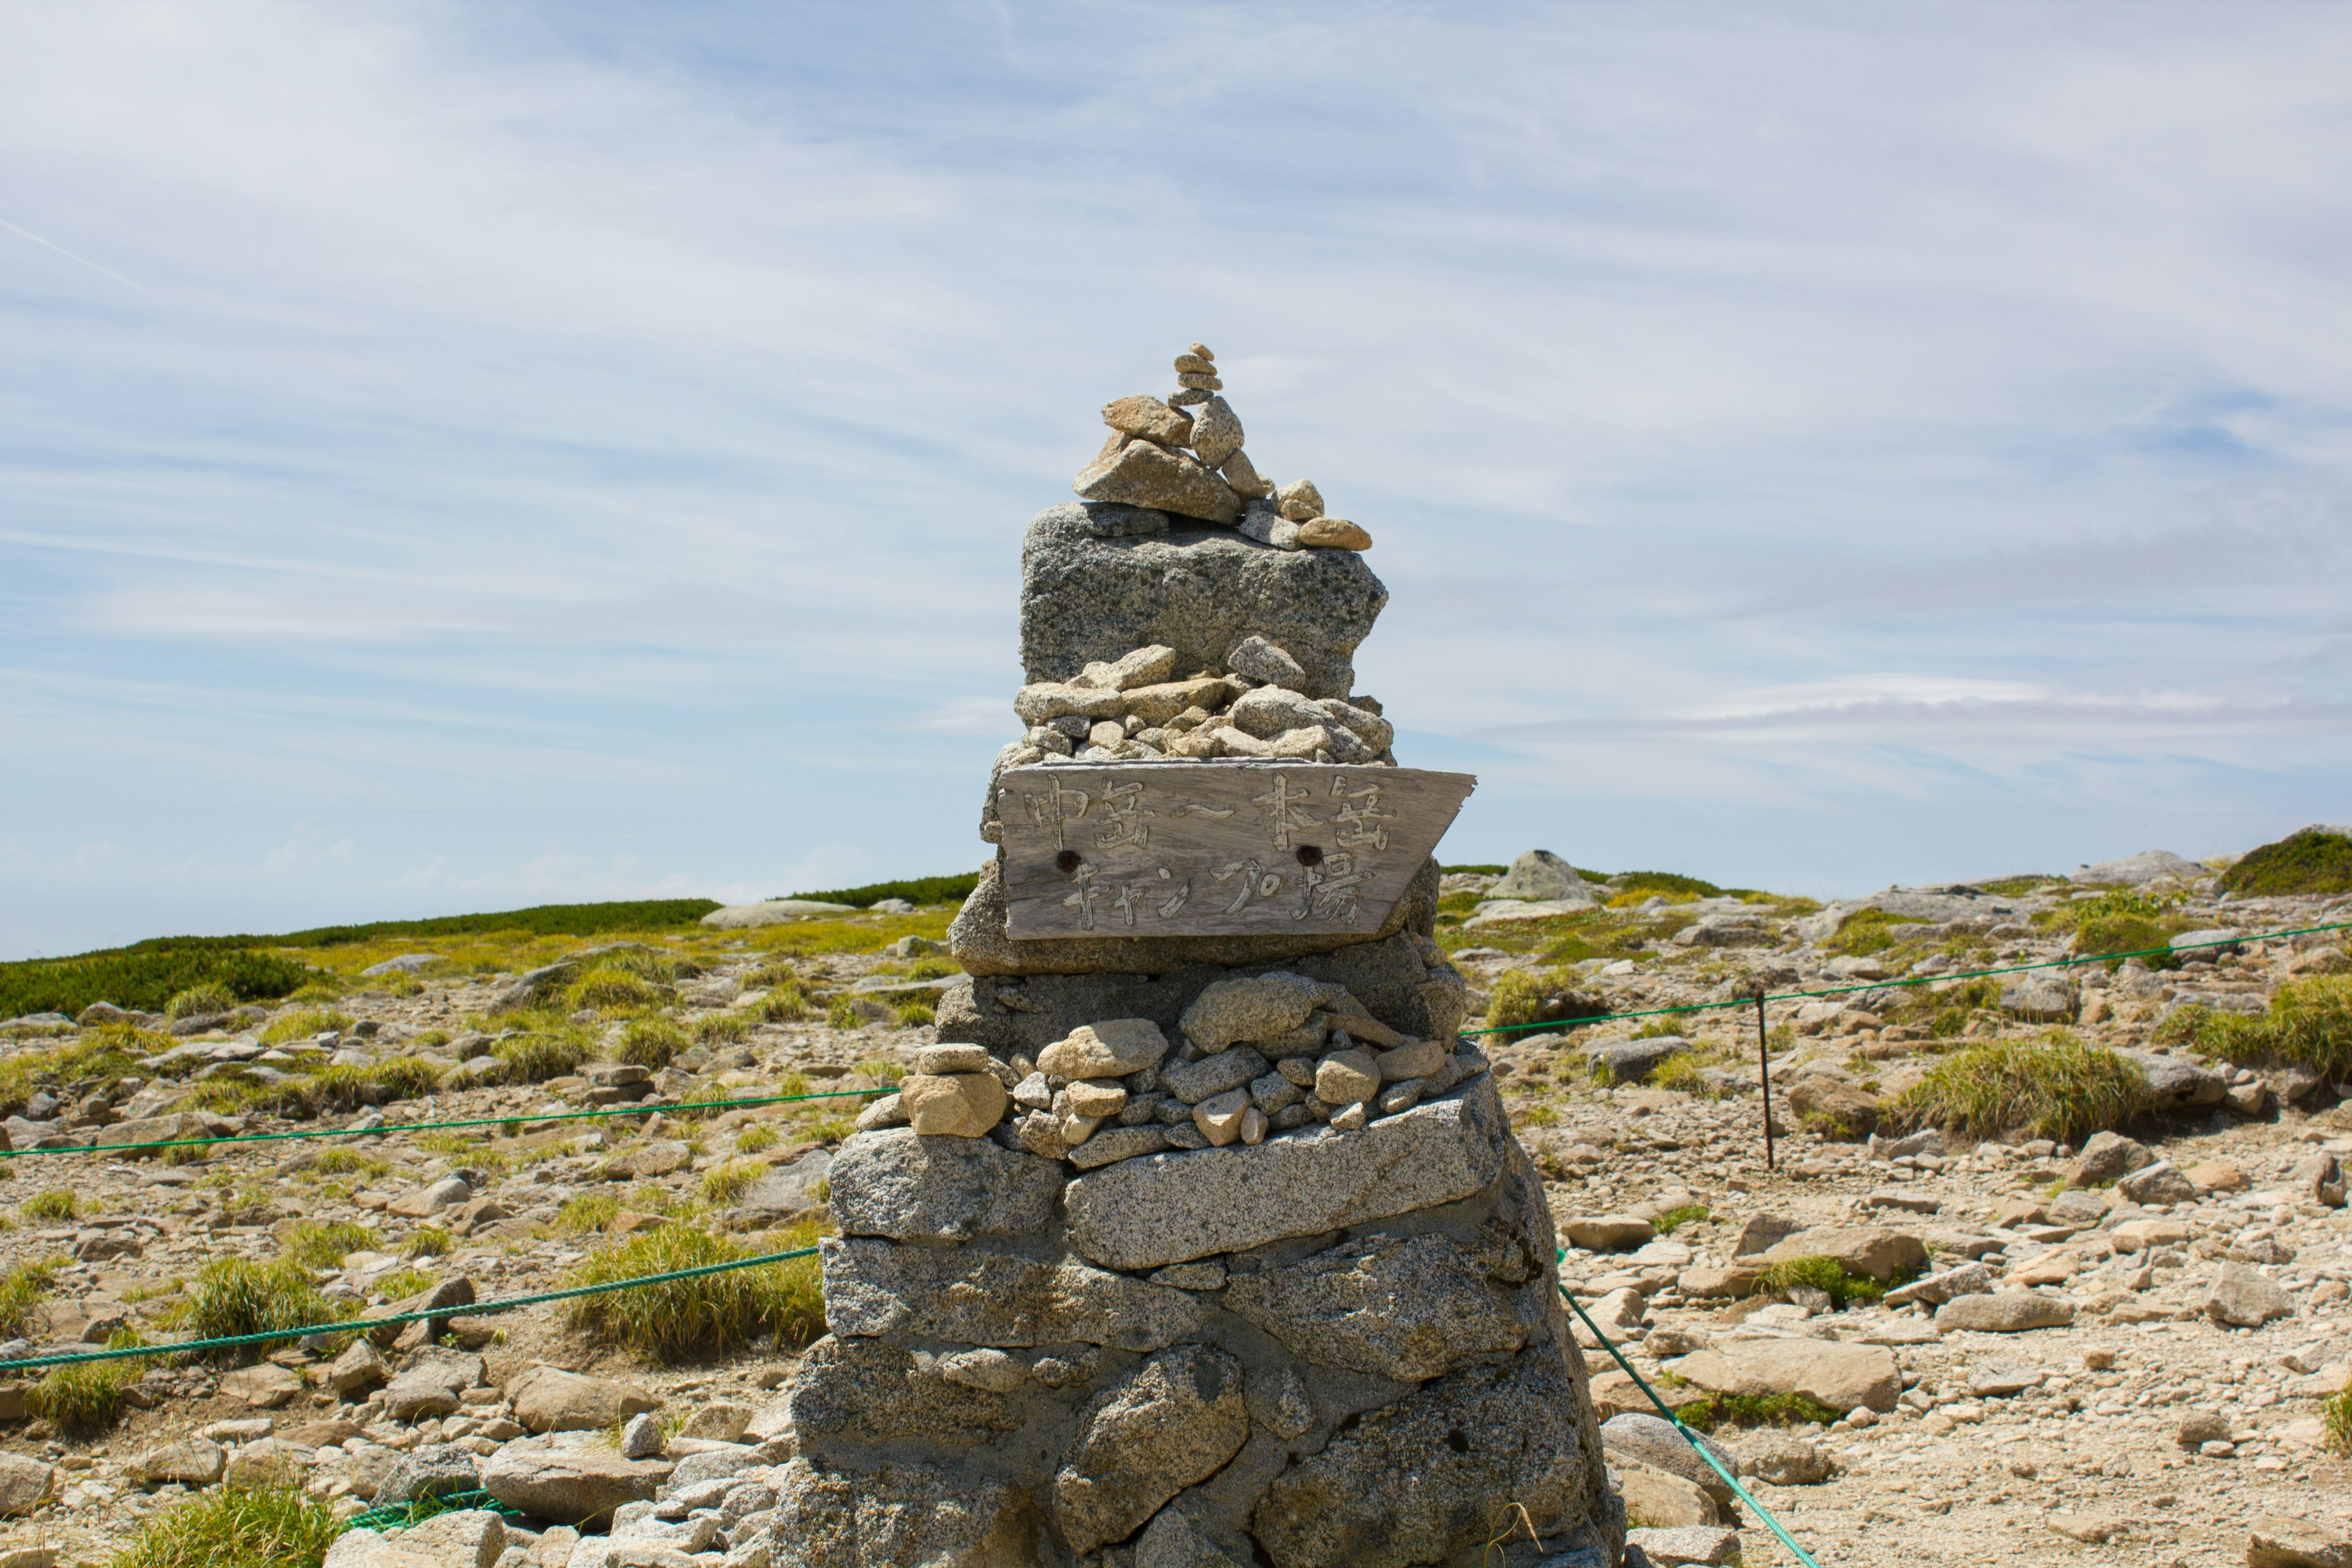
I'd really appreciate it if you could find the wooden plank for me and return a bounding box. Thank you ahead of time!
[997,761,1476,940]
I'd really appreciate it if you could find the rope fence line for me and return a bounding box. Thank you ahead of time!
[1558,1261,1825,1567]
[0,1245,823,1374]
[1461,916,2352,1042]
[0,1085,894,1162]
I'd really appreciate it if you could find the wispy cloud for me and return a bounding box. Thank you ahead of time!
[2,1,2348,954]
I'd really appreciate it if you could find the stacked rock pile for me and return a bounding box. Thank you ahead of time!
[1073,344,1372,551]
[1005,636,1397,766]
[856,970,1482,1174]
[774,353,1620,1567]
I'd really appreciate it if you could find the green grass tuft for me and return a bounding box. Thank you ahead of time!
[182,1259,350,1352]
[0,1259,61,1338]
[557,1193,622,1234]
[106,1481,342,1568]
[282,1220,372,1270]
[164,980,239,1020]
[31,1329,144,1436]
[564,1221,829,1363]
[2169,975,2352,1079]
[692,1011,752,1045]
[735,1124,778,1154]
[491,1029,590,1084]
[699,1159,765,1205]
[21,1189,78,1223]
[1753,1254,1885,1306]
[617,1017,688,1070]
[567,966,665,1011]
[405,1226,451,1259]
[1890,1033,2152,1145]
[1651,1204,1710,1236]
[2325,1381,2352,1457]
[259,1006,352,1046]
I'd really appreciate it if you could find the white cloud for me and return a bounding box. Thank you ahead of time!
[2,1,2350,953]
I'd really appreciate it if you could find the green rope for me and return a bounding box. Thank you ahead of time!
[345,1489,525,1532]
[1557,1256,1824,1567]
[0,1084,892,1161]
[0,1245,821,1373]
[1464,915,2352,1039]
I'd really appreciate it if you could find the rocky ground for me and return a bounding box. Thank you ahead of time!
[0,845,2344,1566]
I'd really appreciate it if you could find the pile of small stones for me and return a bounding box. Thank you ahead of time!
[1073,344,1373,549]
[851,970,1472,1172]
[1005,636,1398,767]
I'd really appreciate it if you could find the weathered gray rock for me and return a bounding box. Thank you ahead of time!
[508,1365,660,1434]
[1624,1524,1744,1566]
[374,1444,481,1507]
[1734,1430,1834,1485]
[1064,1077,1507,1270]
[1665,1340,1899,1413]
[1999,976,2079,1023]
[827,1128,1061,1242]
[1599,1414,1736,1504]
[1564,1215,1657,1252]
[1021,504,1386,701]
[134,1437,225,1485]
[1936,1291,2075,1333]
[736,1149,832,1216]
[382,1368,464,1422]
[2122,1049,2228,1109]
[821,1236,1210,1349]
[481,1435,672,1525]
[773,1458,1031,1567]
[1489,851,1597,905]
[1136,1506,1248,1568]
[788,1336,1022,1450]
[330,1509,504,1568]
[1052,1346,1251,1555]
[1074,437,1241,524]
[1181,973,1340,1051]
[1253,1351,1605,1568]
[2206,1262,2293,1327]
[1164,1047,1271,1106]
[1759,1226,1926,1283]
[2291,1152,2348,1208]
[0,1453,51,1517]
[2116,1161,2196,1205]
[2074,849,2206,885]
[2247,1512,2352,1568]
[1882,1261,1991,1308]
[1588,1036,1688,1085]
[2069,1131,2153,1186]
[1223,1233,1529,1383]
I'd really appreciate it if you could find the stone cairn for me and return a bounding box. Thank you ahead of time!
[773,350,1623,1568]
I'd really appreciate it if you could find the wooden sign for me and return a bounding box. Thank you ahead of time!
[997,761,1476,939]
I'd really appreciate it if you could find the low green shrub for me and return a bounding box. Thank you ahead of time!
[2326,1381,2352,1457]
[1484,971,1547,1031]
[1651,1204,1710,1235]
[759,987,812,1024]
[2072,913,2181,970]
[1669,1388,1846,1432]
[405,1226,451,1259]
[782,873,979,908]
[557,1193,622,1233]
[2169,976,2352,1079]
[0,944,318,1024]
[1890,1033,2151,1145]
[105,1480,342,1568]
[895,1001,936,1028]
[2222,827,2352,898]
[735,1124,779,1154]
[699,1159,765,1205]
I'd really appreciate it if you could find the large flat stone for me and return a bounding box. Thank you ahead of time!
[820,1237,1212,1350]
[827,1129,1061,1243]
[1664,1340,1899,1414]
[949,855,1440,978]
[479,1436,671,1525]
[1222,1233,1529,1383]
[1063,1076,1508,1271]
[1021,503,1387,701]
[1252,1350,1601,1568]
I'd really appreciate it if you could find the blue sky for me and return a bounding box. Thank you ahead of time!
[4,2,2350,958]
